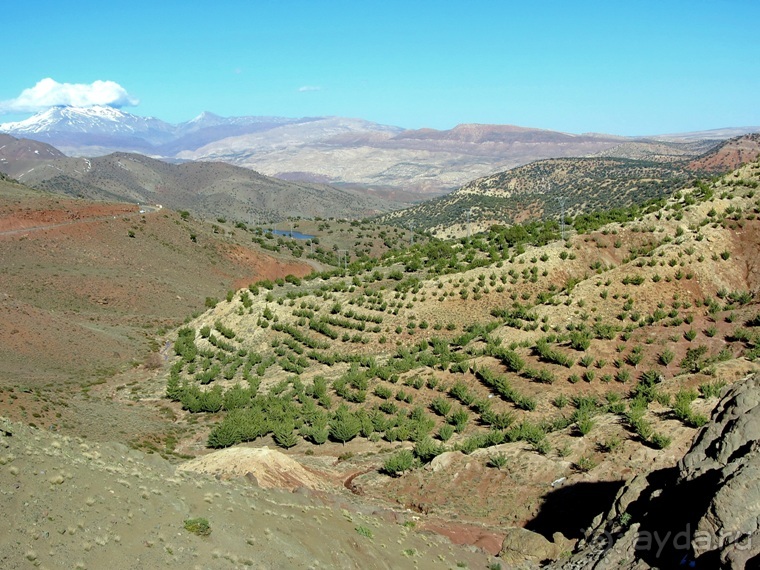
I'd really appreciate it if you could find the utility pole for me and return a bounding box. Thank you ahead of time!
[338,249,348,271]
[558,195,566,240]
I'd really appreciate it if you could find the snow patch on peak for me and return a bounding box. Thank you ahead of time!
[0,105,172,137]
[189,111,223,124]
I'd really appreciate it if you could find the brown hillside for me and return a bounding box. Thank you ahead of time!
[0,179,312,436]
[688,133,760,172]
[0,149,407,223]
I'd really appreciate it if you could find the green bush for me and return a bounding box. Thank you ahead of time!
[576,416,595,436]
[382,450,415,476]
[487,452,508,470]
[650,432,672,449]
[699,380,726,399]
[184,517,211,536]
[413,437,445,463]
[329,407,361,444]
[575,455,597,472]
[430,397,453,417]
[658,349,675,366]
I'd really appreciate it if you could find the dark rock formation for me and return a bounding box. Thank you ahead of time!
[547,373,759,569]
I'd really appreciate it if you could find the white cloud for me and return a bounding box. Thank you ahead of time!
[0,78,139,114]
[297,85,321,92]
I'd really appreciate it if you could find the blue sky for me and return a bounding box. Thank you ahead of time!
[2,0,759,135]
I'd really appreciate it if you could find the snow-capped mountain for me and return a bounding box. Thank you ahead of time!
[0,106,173,138]
[0,106,179,153]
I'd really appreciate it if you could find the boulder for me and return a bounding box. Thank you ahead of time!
[500,527,572,567]
[429,450,460,472]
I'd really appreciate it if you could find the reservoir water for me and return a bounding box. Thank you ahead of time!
[267,229,315,240]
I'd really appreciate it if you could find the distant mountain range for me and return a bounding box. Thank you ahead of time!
[0,106,313,157]
[5,105,757,195]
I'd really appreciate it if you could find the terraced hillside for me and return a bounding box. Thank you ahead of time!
[150,159,760,554]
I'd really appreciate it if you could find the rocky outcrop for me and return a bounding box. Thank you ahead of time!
[548,374,760,569]
[680,375,760,567]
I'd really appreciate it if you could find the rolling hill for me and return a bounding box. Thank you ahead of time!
[177,121,636,195]
[0,140,410,222]
[0,177,318,392]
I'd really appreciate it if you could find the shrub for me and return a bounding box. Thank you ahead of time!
[382,450,415,476]
[658,349,675,366]
[493,347,525,372]
[699,380,726,399]
[184,518,211,536]
[615,369,631,383]
[569,331,592,351]
[449,408,470,432]
[575,455,597,472]
[576,416,595,436]
[329,408,361,444]
[374,385,392,399]
[448,381,475,405]
[600,435,622,453]
[437,424,455,442]
[487,452,508,470]
[413,437,444,463]
[626,351,644,368]
[680,345,709,373]
[430,397,452,417]
[553,394,569,408]
[650,433,672,449]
